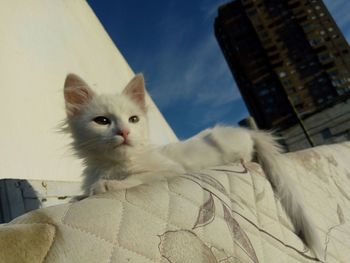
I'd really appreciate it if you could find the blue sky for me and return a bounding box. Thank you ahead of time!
[87,0,350,139]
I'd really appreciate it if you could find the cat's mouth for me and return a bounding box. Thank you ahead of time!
[114,140,131,148]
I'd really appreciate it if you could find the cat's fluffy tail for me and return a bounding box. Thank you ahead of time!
[250,130,324,260]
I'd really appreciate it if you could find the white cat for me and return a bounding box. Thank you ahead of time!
[63,73,323,260]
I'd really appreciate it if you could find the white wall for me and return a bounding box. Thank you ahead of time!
[0,0,178,181]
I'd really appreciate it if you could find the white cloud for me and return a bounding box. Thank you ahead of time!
[147,31,241,111]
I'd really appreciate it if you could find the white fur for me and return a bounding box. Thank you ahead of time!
[63,74,323,260]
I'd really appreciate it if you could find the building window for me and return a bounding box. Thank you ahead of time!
[309,61,316,66]
[292,95,301,104]
[327,70,338,78]
[332,78,348,87]
[279,71,287,78]
[259,88,270,96]
[332,79,343,87]
[282,79,292,86]
[287,87,296,93]
[309,38,323,46]
[337,89,345,95]
[318,53,333,63]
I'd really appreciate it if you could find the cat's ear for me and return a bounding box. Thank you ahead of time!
[122,74,146,111]
[64,74,95,117]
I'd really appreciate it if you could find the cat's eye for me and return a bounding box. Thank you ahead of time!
[129,115,139,123]
[93,116,111,125]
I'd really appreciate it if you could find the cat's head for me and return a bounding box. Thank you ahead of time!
[63,73,149,160]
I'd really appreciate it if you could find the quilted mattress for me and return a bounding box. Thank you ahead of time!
[1,142,350,262]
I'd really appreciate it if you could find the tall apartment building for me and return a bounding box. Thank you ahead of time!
[215,0,350,136]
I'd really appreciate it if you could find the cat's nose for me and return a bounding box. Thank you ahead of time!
[117,130,130,140]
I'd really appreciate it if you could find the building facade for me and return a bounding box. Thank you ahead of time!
[215,0,350,150]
